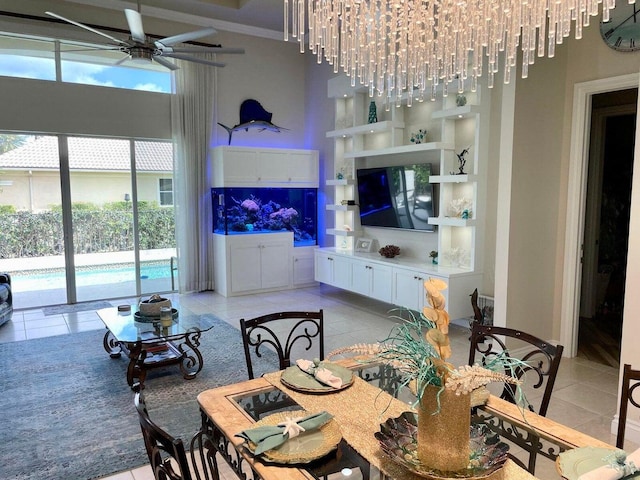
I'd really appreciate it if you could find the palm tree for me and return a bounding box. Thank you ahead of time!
[0,134,28,154]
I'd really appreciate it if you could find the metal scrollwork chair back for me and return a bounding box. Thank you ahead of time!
[240,310,324,380]
[616,364,640,449]
[134,384,218,480]
[468,323,564,416]
[468,323,564,475]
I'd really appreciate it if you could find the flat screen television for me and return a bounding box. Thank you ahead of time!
[356,164,436,232]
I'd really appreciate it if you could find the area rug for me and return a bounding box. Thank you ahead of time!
[0,315,279,480]
[42,300,114,316]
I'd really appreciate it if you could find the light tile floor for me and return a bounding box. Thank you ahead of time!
[3,284,635,480]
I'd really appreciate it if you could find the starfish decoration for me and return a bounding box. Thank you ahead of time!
[277,417,306,438]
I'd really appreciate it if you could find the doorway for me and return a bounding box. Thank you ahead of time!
[578,89,637,367]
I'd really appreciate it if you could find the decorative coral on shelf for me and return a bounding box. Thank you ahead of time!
[378,244,400,258]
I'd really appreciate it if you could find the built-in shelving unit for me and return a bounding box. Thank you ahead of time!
[319,75,490,318]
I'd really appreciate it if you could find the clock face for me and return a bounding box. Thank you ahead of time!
[600,0,640,52]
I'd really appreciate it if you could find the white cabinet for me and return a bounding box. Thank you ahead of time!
[314,250,350,290]
[292,247,318,286]
[213,233,292,297]
[351,258,393,303]
[212,146,319,187]
[392,268,428,312]
[315,248,481,321]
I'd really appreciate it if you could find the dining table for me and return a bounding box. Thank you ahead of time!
[196,358,615,480]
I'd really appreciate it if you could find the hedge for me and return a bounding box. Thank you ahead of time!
[0,205,175,259]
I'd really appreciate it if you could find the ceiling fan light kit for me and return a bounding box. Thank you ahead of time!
[45,6,244,70]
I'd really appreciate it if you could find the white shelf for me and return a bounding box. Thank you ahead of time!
[432,105,482,120]
[326,204,359,212]
[428,217,477,227]
[326,120,405,138]
[326,228,357,237]
[326,179,355,186]
[343,141,455,159]
[430,174,478,183]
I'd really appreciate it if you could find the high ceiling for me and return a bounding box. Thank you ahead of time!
[65,0,286,35]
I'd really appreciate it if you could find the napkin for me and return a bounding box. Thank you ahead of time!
[577,447,640,480]
[235,411,333,455]
[296,359,344,388]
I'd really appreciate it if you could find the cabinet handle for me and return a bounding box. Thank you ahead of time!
[288,177,292,181]
[328,257,334,261]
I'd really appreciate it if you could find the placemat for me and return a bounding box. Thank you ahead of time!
[263,371,539,480]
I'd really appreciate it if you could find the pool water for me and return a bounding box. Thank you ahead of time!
[12,263,172,291]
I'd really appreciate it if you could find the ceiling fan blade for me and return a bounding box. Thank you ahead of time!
[155,27,217,47]
[114,56,130,66]
[163,53,225,68]
[45,11,129,46]
[152,55,179,71]
[166,46,245,54]
[124,9,146,43]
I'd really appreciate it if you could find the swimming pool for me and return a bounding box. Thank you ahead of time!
[11,262,172,291]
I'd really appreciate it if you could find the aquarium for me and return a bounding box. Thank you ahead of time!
[211,187,317,247]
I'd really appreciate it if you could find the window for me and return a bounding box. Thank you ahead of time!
[159,178,173,206]
[0,33,171,93]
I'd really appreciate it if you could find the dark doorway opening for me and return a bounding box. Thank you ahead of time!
[578,88,637,368]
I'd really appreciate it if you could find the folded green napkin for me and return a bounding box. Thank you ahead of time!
[235,411,333,455]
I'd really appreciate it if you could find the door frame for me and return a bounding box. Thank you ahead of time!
[561,73,639,357]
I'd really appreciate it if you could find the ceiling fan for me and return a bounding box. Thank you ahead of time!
[45,6,244,70]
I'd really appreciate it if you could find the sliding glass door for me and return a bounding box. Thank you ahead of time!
[0,133,176,308]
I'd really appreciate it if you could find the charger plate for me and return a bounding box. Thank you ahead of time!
[280,361,354,393]
[244,410,342,464]
[375,411,509,479]
[556,447,635,480]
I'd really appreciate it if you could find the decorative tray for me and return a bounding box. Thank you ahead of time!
[556,447,636,480]
[134,308,179,323]
[280,361,354,393]
[245,410,342,464]
[375,411,509,479]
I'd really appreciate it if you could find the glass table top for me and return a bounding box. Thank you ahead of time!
[97,302,216,343]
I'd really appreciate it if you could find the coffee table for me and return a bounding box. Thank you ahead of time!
[97,304,215,388]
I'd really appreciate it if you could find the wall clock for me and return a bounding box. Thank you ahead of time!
[600,0,640,52]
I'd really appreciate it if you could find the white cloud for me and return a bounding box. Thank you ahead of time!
[0,56,55,80]
[134,82,166,93]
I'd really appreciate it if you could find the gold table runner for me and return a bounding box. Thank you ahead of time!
[262,371,538,480]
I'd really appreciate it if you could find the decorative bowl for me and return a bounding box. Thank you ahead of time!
[139,294,171,317]
[375,411,509,479]
[379,245,401,258]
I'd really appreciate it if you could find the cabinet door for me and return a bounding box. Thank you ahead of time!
[285,151,319,183]
[293,253,316,285]
[350,260,371,296]
[332,255,351,290]
[230,244,262,293]
[370,264,393,303]
[261,242,290,289]
[392,269,423,312]
[315,252,333,284]
[222,148,259,184]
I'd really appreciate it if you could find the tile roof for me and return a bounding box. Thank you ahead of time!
[0,136,173,172]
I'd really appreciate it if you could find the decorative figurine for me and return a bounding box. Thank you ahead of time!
[429,250,438,265]
[368,101,378,123]
[456,147,470,175]
[217,99,288,145]
[456,94,467,107]
[410,129,427,144]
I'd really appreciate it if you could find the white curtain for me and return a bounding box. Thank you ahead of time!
[171,57,217,293]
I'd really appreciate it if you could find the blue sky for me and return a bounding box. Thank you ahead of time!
[0,55,171,93]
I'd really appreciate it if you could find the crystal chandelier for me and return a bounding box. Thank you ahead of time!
[284,0,618,102]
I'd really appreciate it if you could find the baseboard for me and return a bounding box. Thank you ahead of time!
[611,416,640,446]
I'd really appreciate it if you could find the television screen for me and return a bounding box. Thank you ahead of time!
[356,164,435,231]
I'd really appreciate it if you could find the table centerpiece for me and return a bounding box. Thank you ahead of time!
[329,278,528,478]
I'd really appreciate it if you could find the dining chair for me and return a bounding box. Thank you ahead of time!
[240,310,324,379]
[134,384,218,480]
[468,323,564,474]
[616,363,640,449]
